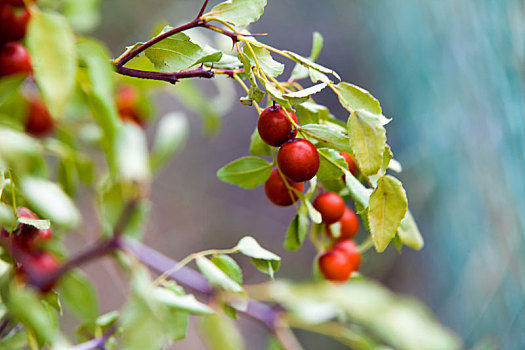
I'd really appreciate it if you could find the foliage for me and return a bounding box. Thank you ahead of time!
[0,0,459,349]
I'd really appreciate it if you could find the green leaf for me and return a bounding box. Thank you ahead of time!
[116,122,150,183]
[202,45,241,69]
[284,213,309,251]
[301,123,352,153]
[121,267,165,350]
[295,102,329,125]
[368,175,408,252]
[243,44,284,77]
[344,170,372,209]
[150,112,189,172]
[289,32,324,82]
[196,256,244,293]
[260,79,292,110]
[381,145,393,174]
[211,255,243,285]
[209,0,267,27]
[304,200,322,224]
[8,288,56,343]
[317,148,346,182]
[0,203,15,229]
[77,38,120,170]
[193,51,223,66]
[310,32,324,61]
[153,287,213,315]
[249,126,271,156]
[238,51,264,103]
[0,74,25,106]
[283,83,327,105]
[18,217,50,230]
[27,11,76,117]
[0,330,27,350]
[58,271,99,324]
[0,127,42,173]
[200,313,244,350]
[217,156,272,189]
[334,82,382,115]
[284,51,340,80]
[347,110,387,176]
[62,0,101,33]
[397,209,424,250]
[21,177,80,228]
[237,236,280,278]
[145,30,207,72]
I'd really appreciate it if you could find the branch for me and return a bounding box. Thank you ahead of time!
[120,237,281,332]
[116,66,214,84]
[71,324,118,350]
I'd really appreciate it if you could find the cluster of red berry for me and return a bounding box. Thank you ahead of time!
[1,208,60,292]
[314,192,361,282]
[0,0,56,137]
[257,103,361,283]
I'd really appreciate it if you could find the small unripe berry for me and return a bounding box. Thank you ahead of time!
[277,138,319,182]
[0,42,32,77]
[257,104,298,147]
[332,240,361,271]
[264,168,303,206]
[0,4,31,43]
[313,192,345,224]
[25,98,54,137]
[318,249,353,282]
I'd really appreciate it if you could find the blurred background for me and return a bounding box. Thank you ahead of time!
[72,0,525,348]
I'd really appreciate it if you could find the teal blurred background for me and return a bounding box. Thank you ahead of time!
[88,0,525,348]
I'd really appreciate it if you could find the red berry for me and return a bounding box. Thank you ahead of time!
[277,138,319,182]
[339,152,358,177]
[257,104,298,147]
[329,207,359,240]
[25,97,55,137]
[116,86,144,126]
[4,0,35,6]
[0,42,32,77]
[0,4,31,43]
[332,240,361,271]
[18,251,60,292]
[313,192,345,224]
[264,168,303,206]
[14,207,51,249]
[318,249,353,282]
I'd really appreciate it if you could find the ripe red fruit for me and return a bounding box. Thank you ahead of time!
[0,4,31,43]
[339,152,358,177]
[332,240,361,271]
[0,42,32,78]
[318,249,353,282]
[17,251,60,292]
[313,192,345,224]
[277,138,319,182]
[329,207,359,240]
[115,86,144,126]
[14,207,51,249]
[25,98,55,137]
[264,168,303,206]
[257,104,298,147]
[3,0,35,6]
